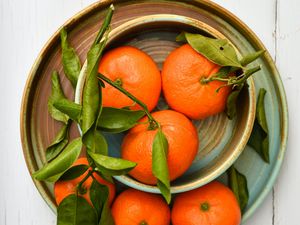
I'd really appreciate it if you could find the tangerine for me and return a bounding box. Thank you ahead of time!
[172,181,241,225]
[162,44,231,119]
[111,188,170,225]
[54,157,116,205]
[121,110,199,185]
[98,46,161,111]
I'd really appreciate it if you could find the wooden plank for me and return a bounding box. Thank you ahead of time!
[0,1,86,225]
[273,0,300,224]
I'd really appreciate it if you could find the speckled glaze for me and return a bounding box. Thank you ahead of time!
[20,0,288,223]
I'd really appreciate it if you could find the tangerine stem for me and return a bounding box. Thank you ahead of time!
[77,169,94,194]
[201,65,261,90]
[114,78,123,86]
[201,76,229,84]
[97,73,159,130]
[200,202,210,212]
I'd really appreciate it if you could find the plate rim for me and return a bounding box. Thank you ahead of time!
[20,0,288,222]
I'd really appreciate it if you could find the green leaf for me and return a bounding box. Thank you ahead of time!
[97,107,145,133]
[98,197,114,225]
[81,5,113,135]
[152,128,171,203]
[248,121,268,161]
[177,32,242,68]
[256,88,268,132]
[81,45,100,136]
[33,138,82,181]
[57,194,97,225]
[248,88,269,163]
[47,173,64,183]
[225,84,244,120]
[84,129,108,155]
[214,66,233,78]
[85,130,108,170]
[59,164,89,181]
[54,99,82,123]
[81,6,114,160]
[227,166,249,212]
[240,50,265,67]
[46,122,70,161]
[88,152,137,176]
[48,71,69,124]
[81,33,108,154]
[92,4,114,46]
[81,42,105,135]
[90,180,106,221]
[237,66,261,85]
[60,28,82,88]
[96,170,114,183]
[82,82,106,156]
[83,82,107,156]
[90,180,114,225]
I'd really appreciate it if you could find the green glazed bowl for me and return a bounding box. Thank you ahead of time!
[75,14,256,194]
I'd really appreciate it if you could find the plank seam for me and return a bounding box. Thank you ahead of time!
[272,0,279,224]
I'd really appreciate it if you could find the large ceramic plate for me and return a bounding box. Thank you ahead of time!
[20,0,288,223]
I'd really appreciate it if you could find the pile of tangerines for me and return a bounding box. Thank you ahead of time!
[54,44,241,225]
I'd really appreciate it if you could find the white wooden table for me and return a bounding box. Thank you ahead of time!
[0,0,298,224]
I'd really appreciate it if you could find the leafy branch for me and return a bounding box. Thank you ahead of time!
[177,32,265,120]
[201,66,261,91]
[96,76,170,203]
[97,73,159,130]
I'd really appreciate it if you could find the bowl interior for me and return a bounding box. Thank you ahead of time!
[76,14,256,193]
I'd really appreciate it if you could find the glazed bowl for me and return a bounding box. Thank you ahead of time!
[75,14,256,194]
